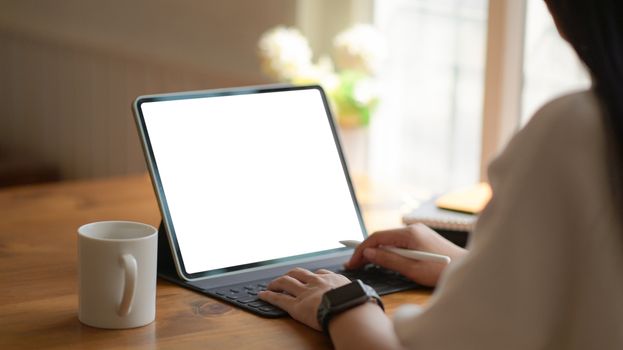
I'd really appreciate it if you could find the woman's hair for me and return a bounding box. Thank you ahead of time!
[545,0,623,206]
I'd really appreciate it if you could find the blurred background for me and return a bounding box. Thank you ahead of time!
[0,0,588,193]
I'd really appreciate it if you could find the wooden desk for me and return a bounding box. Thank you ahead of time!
[0,175,430,349]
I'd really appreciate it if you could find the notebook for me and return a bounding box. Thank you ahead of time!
[133,85,422,317]
[402,183,490,233]
[402,197,477,232]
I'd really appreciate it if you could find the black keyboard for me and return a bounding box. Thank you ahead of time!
[205,264,424,317]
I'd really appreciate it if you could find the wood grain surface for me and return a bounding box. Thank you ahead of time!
[0,174,431,349]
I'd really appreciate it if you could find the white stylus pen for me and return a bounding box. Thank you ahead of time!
[340,240,451,264]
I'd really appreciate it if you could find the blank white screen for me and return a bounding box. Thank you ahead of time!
[141,89,364,274]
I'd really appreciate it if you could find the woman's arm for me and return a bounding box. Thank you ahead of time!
[329,302,404,350]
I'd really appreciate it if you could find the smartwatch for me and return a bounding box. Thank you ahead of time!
[316,279,384,336]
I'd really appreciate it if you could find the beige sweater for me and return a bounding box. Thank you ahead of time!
[393,91,623,349]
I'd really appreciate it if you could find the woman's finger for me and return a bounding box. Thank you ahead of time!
[267,275,307,296]
[362,247,444,287]
[286,267,319,283]
[258,290,295,311]
[345,229,413,269]
[361,247,420,276]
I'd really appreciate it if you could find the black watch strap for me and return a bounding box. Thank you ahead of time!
[317,279,384,336]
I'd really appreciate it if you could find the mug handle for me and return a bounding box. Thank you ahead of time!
[118,254,137,316]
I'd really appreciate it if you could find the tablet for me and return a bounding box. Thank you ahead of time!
[133,85,367,281]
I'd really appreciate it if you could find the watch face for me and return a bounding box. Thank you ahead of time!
[327,280,367,305]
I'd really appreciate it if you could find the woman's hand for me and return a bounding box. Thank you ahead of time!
[345,223,467,287]
[258,267,351,331]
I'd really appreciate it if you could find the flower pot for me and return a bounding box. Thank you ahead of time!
[338,125,370,176]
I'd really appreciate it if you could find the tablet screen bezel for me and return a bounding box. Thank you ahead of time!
[133,85,368,280]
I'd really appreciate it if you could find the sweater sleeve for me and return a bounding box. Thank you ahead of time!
[393,92,606,349]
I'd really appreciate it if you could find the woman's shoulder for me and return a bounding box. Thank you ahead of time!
[493,90,605,174]
[520,89,603,146]
[487,89,608,209]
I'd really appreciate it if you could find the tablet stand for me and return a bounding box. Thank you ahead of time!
[157,220,184,283]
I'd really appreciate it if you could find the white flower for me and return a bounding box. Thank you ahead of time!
[305,55,339,88]
[352,78,378,106]
[334,24,386,75]
[258,26,314,81]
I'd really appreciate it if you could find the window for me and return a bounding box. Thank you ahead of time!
[521,0,590,124]
[371,0,488,193]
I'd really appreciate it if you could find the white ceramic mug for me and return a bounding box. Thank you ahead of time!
[78,221,158,329]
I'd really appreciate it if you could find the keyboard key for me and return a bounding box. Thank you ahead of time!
[248,301,267,308]
[259,306,277,312]
[237,297,259,304]
[386,279,404,286]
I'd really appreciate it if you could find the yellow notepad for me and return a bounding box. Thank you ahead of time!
[434,182,492,214]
